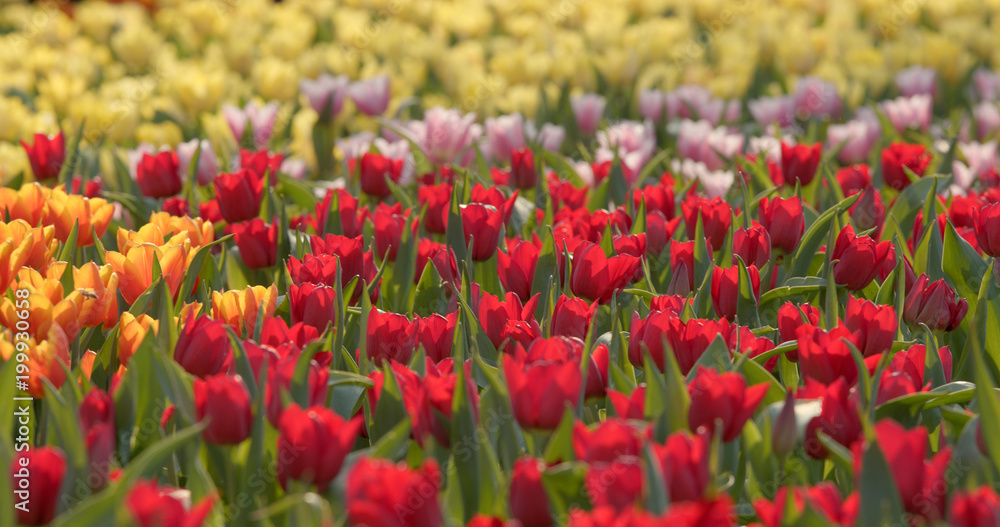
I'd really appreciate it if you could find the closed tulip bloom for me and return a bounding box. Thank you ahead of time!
[572,419,643,463]
[796,324,860,386]
[125,480,216,527]
[347,457,442,527]
[903,274,969,331]
[300,73,349,119]
[571,94,606,135]
[231,218,277,269]
[585,460,643,512]
[288,282,338,331]
[478,291,539,350]
[949,487,1000,527]
[137,151,182,198]
[194,374,253,445]
[780,142,821,187]
[882,143,931,190]
[629,312,731,374]
[551,295,598,340]
[733,223,771,268]
[504,353,581,430]
[287,253,339,287]
[277,404,361,491]
[608,386,646,420]
[510,458,553,527]
[11,447,66,525]
[415,312,457,362]
[667,239,697,296]
[213,169,262,223]
[174,314,232,378]
[652,431,711,503]
[266,355,330,427]
[366,309,419,365]
[21,132,65,181]
[348,75,391,116]
[831,225,893,290]
[510,147,536,189]
[974,202,1000,257]
[498,240,540,302]
[570,242,641,304]
[521,337,608,399]
[79,388,115,433]
[688,366,768,441]
[843,296,897,357]
[802,378,863,459]
[461,203,505,261]
[118,312,159,366]
[360,152,404,199]
[758,196,805,254]
[681,196,732,251]
[776,302,820,350]
[711,264,761,322]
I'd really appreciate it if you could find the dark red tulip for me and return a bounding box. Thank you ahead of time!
[688,366,768,441]
[510,147,537,189]
[231,218,278,269]
[570,242,641,304]
[849,186,885,234]
[681,196,732,251]
[418,183,451,234]
[667,239,697,296]
[758,196,805,254]
[780,142,821,186]
[373,204,413,261]
[198,199,223,224]
[629,312,731,374]
[277,404,362,491]
[646,211,682,256]
[510,457,553,527]
[776,302,820,350]
[21,132,65,181]
[710,264,761,321]
[214,169,263,223]
[84,423,115,491]
[835,164,872,195]
[733,223,771,268]
[801,378,863,459]
[903,274,969,331]
[11,447,66,525]
[416,312,457,362]
[79,388,114,433]
[478,291,540,351]
[503,353,581,430]
[194,374,253,445]
[652,430,711,503]
[461,203,505,261]
[519,336,607,399]
[266,355,329,427]
[162,196,189,217]
[360,152,404,198]
[239,149,282,187]
[843,296,897,357]
[347,457,442,527]
[882,142,931,190]
[608,386,645,420]
[551,295,598,340]
[137,151,182,198]
[366,309,419,365]
[126,480,216,527]
[287,253,339,287]
[498,240,540,302]
[796,324,859,386]
[949,487,1000,527]
[831,225,893,290]
[974,202,1000,257]
[288,282,338,331]
[174,314,232,378]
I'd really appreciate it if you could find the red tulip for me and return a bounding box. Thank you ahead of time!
[585,460,643,512]
[470,184,518,225]
[758,196,805,254]
[498,240,540,302]
[710,264,761,321]
[162,196,188,217]
[882,142,931,190]
[213,169,263,223]
[889,343,953,386]
[260,318,319,350]
[239,149,282,187]
[360,152,404,198]
[79,388,114,433]
[835,164,872,195]
[949,487,1000,527]
[510,457,553,527]
[520,336,607,399]
[137,151,182,198]
[754,483,858,527]
[634,179,676,220]
[667,239,697,296]
[629,313,731,374]
[776,302,820,351]
[373,204,413,262]
[849,186,885,234]
[510,147,537,189]
[646,211,682,256]
[288,282,338,331]
[174,314,232,378]
[80,388,116,490]
[572,418,642,464]
[11,447,66,525]
[198,199,223,224]
[733,223,771,268]
[347,457,442,527]
[468,516,517,527]
[801,378,863,459]
[903,274,969,331]
[570,242,641,304]
[478,291,540,351]
[652,430,711,503]
[853,419,952,522]
[503,353,581,430]
[688,366,768,441]
[266,355,329,427]
[21,132,65,181]
[974,202,1000,257]
[277,404,362,491]
[649,294,686,315]
[366,309,419,365]
[796,324,859,386]
[681,196,732,251]
[418,183,451,234]
[831,225,893,290]
[843,296,897,357]
[310,234,378,302]
[461,203,505,261]
[731,325,777,370]
[288,253,339,287]
[194,374,253,445]
[608,386,645,420]
[416,312,457,362]
[231,218,278,269]
[551,295,598,340]
[780,142,821,186]
[315,188,364,237]
[125,480,216,527]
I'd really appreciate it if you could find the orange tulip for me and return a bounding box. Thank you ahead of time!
[73,262,120,329]
[148,212,215,248]
[44,189,114,247]
[118,312,159,366]
[106,239,192,305]
[0,183,49,227]
[0,324,70,398]
[2,221,58,271]
[0,270,81,342]
[211,285,278,335]
[0,228,31,293]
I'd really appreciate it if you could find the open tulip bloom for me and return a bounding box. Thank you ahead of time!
[10,3,1000,527]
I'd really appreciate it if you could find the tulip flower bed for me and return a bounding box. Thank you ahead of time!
[9,2,1000,527]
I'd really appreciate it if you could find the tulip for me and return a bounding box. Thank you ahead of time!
[949,487,1000,527]
[176,139,219,185]
[831,225,894,290]
[772,390,798,457]
[510,147,536,189]
[681,196,732,251]
[470,184,518,225]
[903,274,969,331]
[476,289,541,351]
[360,152,404,199]
[796,324,860,386]
[732,223,771,268]
[213,169,263,223]
[238,149,283,187]
[754,484,857,527]
[277,404,361,491]
[288,282,338,331]
[629,313,731,374]
[639,89,665,122]
[373,204,412,262]
[510,458,553,527]
[347,458,442,527]
[125,480,216,527]
[779,142,821,187]
[896,66,937,98]
[585,460,643,512]
[231,218,277,269]
[287,253,339,287]
[260,318,319,351]
[485,114,527,163]
[710,264,761,322]
[174,314,232,378]
[366,309,419,365]
[652,431,711,503]
[78,389,116,490]
[348,75,391,116]
[44,190,115,247]
[667,239,698,295]
[461,203,505,261]
[211,285,278,336]
[649,294,686,315]
[300,73,350,119]
[889,343,953,386]
[748,95,795,128]
[118,312,159,366]
[551,295,598,340]
[79,388,115,433]
[137,151,182,198]
[572,419,643,463]
[418,183,451,234]
[266,355,330,427]
[416,312,457,363]
[21,132,65,181]
[843,296,897,357]
[688,366,768,441]
[497,240,540,302]
[882,94,932,133]
[758,196,805,254]
[974,202,1000,257]
[570,94,606,135]
[792,76,842,119]
[193,374,253,445]
[521,337,607,399]
[852,420,952,522]
[11,447,66,525]
[882,142,931,190]
[801,378,863,459]
[776,302,820,351]
[503,353,581,430]
[608,386,645,420]
[570,242,641,304]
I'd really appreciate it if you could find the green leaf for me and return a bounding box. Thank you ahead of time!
[858,439,906,526]
[57,120,86,186]
[450,360,480,521]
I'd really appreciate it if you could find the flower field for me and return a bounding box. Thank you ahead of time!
[7,0,1000,525]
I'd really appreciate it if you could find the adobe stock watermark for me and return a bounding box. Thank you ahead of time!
[12,287,34,516]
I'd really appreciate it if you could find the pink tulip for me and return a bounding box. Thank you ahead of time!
[348,75,391,116]
[974,68,1000,101]
[748,95,795,128]
[793,76,841,119]
[638,89,665,122]
[676,119,744,171]
[176,139,219,185]
[895,66,937,98]
[299,73,350,119]
[882,95,932,133]
[485,113,527,163]
[571,93,606,135]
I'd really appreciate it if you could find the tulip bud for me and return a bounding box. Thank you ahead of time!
[174,314,232,378]
[21,132,66,181]
[510,458,553,527]
[780,142,821,187]
[772,390,798,457]
[11,447,66,525]
[194,374,253,445]
[903,274,969,332]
